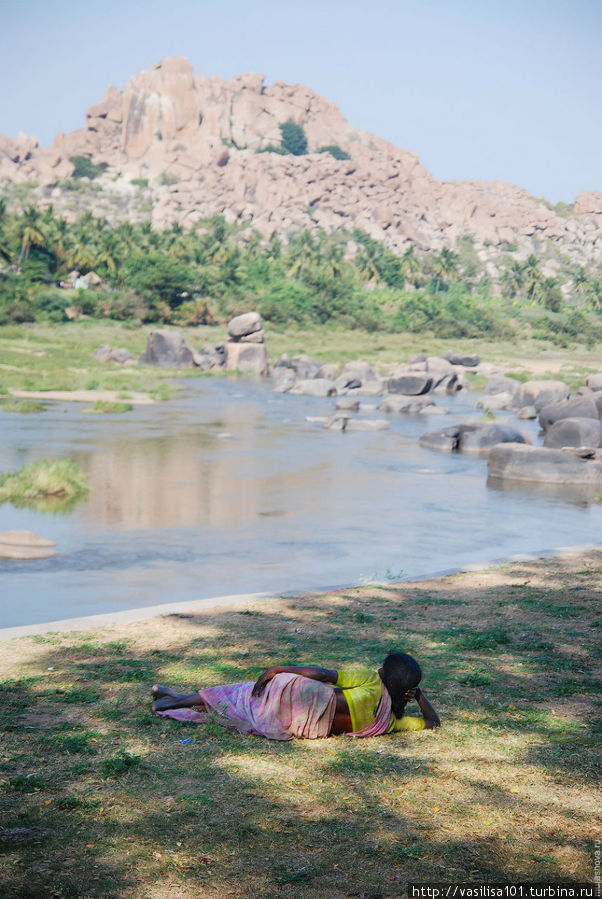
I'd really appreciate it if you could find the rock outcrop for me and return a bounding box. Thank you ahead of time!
[1,56,600,272]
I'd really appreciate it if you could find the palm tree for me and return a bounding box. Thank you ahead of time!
[16,206,46,266]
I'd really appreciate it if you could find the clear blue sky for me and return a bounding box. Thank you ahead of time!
[1,0,600,203]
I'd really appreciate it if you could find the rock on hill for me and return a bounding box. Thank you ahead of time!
[1,56,601,273]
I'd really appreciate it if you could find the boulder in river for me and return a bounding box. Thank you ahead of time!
[488,443,602,486]
[379,395,435,414]
[518,380,570,410]
[419,423,528,454]
[289,378,337,397]
[543,417,602,450]
[336,397,360,412]
[476,392,515,411]
[538,396,599,431]
[0,530,56,560]
[274,354,322,380]
[387,373,433,395]
[139,330,194,367]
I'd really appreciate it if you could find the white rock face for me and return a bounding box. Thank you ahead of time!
[1,56,600,269]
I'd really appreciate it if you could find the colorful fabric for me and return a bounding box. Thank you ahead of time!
[156,673,335,741]
[336,666,426,733]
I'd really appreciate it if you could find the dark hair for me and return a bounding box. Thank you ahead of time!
[381,651,422,718]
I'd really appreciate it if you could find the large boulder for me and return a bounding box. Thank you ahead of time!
[94,345,135,365]
[538,396,599,430]
[518,380,570,410]
[192,343,226,370]
[341,361,379,382]
[274,354,322,380]
[227,311,262,341]
[586,373,602,392]
[0,531,56,560]
[387,373,433,395]
[484,376,520,398]
[444,352,480,367]
[379,395,435,414]
[139,330,194,367]
[476,392,514,411]
[488,443,602,486]
[459,423,528,454]
[272,367,297,393]
[419,423,527,454]
[543,417,602,450]
[225,342,269,376]
[289,378,336,397]
[419,426,461,452]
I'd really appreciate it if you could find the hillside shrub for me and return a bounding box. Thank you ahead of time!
[69,156,108,180]
[0,274,35,324]
[256,145,288,155]
[279,121,308,156]
[317,145,351,160]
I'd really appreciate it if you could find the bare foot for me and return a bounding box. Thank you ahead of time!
[151,684,181,700]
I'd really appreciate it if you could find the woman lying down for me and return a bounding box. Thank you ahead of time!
[152,651,440,740]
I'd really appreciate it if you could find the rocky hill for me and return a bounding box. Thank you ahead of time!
[1,56,601,278]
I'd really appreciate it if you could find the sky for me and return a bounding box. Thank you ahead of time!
[1,0,600,204]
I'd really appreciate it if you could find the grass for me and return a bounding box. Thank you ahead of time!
[87,400,133,414]
[0,321,600,401]
[0,398,47,413]
[0,550,600,897]
[0,458,89,512]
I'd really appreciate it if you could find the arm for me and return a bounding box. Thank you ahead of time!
[252,665,337,697]
[414,687,440,729]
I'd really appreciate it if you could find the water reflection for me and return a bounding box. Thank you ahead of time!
[1,378,601,629]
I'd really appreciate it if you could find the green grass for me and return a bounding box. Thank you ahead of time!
[0,322,600,403]
[0,398,47,413]
[0,458,89,512]
[87,400,133,414]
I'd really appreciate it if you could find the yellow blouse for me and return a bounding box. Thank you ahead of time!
[335,666,426,733]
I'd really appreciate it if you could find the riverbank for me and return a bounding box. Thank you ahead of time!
[1,549,599,897]
[1,320,601,400]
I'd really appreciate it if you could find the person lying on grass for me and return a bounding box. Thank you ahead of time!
[151,651,440,741]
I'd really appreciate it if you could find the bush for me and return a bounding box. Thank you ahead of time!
[0,459,90,506]
[131,178,149,188]
[69,156,108,180]
[0,274,35,324]
[256,145,288,155]
[158,171,178,186]
[120,253,197,310]
[317,144,351,160]
[279,120,308,156]
[35,289,71,323]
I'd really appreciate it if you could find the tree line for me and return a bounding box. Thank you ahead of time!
[0,200,600,343]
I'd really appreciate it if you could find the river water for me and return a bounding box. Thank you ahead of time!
[1,377,600,628]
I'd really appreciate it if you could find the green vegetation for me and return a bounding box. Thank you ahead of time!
[69,156,108,180]
[130,178,149,188]
[279,119,308,156]
[0,201,600,344]
[317,144,351,160]
[0,398,46,413]
[88,400,133,414]
[157,171,178,186]
[0,458,89,511]
[0,552,599,896]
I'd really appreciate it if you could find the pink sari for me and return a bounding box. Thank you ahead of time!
[156,673,394,741]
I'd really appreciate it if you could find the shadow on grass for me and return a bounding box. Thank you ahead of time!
[1,565,599,896]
